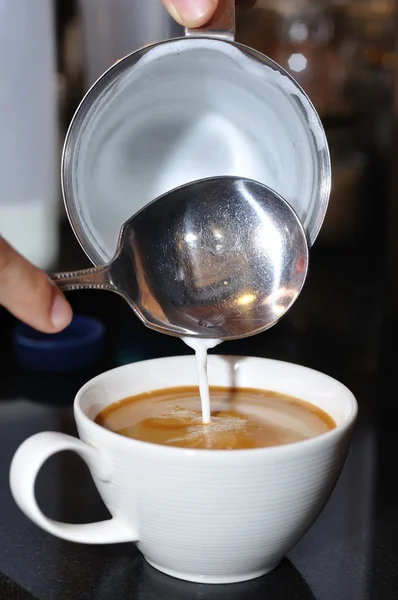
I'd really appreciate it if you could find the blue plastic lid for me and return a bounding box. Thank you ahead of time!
[13,315,105,373]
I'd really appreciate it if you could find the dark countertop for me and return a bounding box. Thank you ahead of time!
[0,224,396,600]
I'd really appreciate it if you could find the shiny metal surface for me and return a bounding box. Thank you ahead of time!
[52,177,309,341]
[61,3,330,268]
[185,0,235,41]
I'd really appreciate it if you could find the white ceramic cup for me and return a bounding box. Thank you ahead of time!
[10,355,357,584]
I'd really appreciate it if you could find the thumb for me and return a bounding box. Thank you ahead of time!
[0,236,73,333]
[162,0,218,27]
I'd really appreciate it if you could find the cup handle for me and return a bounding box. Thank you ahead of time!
[185,0,235,41]
[10,431,138,544]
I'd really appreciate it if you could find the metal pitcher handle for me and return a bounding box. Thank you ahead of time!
[184,0,235,41]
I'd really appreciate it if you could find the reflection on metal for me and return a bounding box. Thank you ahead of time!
[237,293,257,306]
[51,177,309,341]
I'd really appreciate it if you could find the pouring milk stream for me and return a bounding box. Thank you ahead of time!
[182,338,222,424]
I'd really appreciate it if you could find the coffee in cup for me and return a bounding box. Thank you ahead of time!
[95,386,336,450]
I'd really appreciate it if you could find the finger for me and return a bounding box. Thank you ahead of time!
[162,0,218,28]
[0,237,73,333]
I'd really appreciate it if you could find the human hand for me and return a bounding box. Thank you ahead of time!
[0,236,72,333]
[162,0,256,28]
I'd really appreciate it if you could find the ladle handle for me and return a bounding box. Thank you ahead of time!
[184,0,235,41]
[51,265,116,293]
